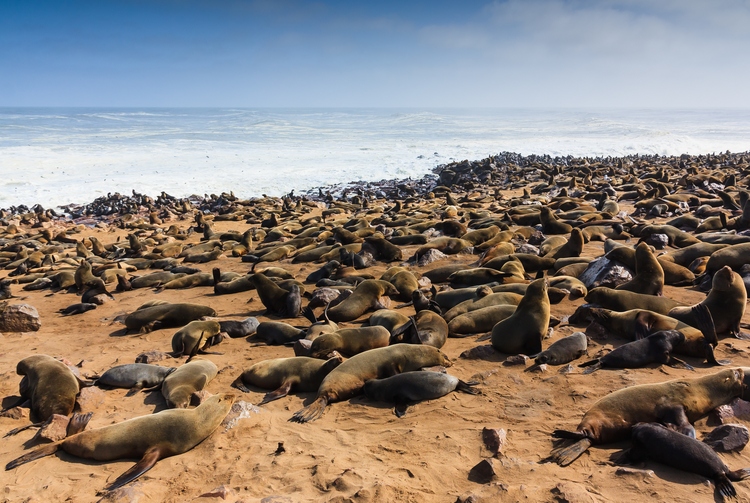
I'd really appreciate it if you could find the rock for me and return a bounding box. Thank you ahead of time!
[503,355,528,366]
[308,287,344,308]
[644,233,669,249]
[222,400,261,431]
[703,424,749,452]
[482,427,507,457]
[33,414,70,442]
[293,339,313,357]
[615,467,654,478]
[417,276,432,288]
[417,248,447,266]
[558,364,574,374]
[460,345,497,360]
[578,257,632,289]
[190,390,212,406]
[260,497,294,503]
[455,494,481,503]
[0,303,41,332]
[515,243,540,255]
[551,482,599,503]
[528,364,547,373]
[468,458,497,484]
[96,484,144,503]
[198,485,234,499]
[76,386,106,412]
[0,406,28,420]
[134,350,170,364]
[470,369,499,381]
[711,398,750,424]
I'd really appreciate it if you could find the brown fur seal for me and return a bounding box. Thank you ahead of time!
[363,371,478,417]
[309,326,391,358]
[623,422,750,500]
[170,320,223,359]
[585,287,685,315]
[250,273,301,317]
[548,368,744,466]
[232,356,343,404]
[443,291,523,322]
[161,359,218,409]
[668,265,747,337]
[327,279,398,322]
[124,303,216,333]
[6,393,235,491]
[391,310,449,348]
[614,243,664,296]
[490,278,549,355]
[448,304,516,337]
[8,355,80,423]
[290,344,452,423]
[368,309,411,333]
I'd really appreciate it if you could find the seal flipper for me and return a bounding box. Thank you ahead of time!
[290,397,328,423]
[716,474,737,499]
[634,314,651,341]
[231,377,251,393]
[5,441,61,471]
[185,332,204,364]
[666,356,694,371]
[105,446,161,491]
[259,381,293,405]
[394,399,409,418]
[546,437,593,466]
[4,422,42,437]
[455,380,480,395]
[582,362,601,375]
[658,406,695,438]
[66,412,92,436]
[692,304,718,346]
[727,468,750,482]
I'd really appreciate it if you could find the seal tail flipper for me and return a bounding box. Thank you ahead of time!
[728,468,750,481]
[666,356,694,371]
[456,380,480,395]
[4,422,42,437]
[231,377,251,393]
[692,303,718,346]
[578,359,599,368]
[581,363,601,375]
[394,399,409,418]
[716,475,737,500]
[259,382,293,405]
[290,397,328,423]
[185,333,204,364]
[66,412,92,436]
[302,305,317,324]
[104,446,161,491]
[546,437,592,466]
[5,442,61,470]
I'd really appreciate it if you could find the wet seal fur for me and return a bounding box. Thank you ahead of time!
[363,371,479,417]
[5,393,235,492]
[547,368,744,466]
[291,344,452,423]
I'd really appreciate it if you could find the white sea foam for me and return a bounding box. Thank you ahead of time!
[1,108,749,208]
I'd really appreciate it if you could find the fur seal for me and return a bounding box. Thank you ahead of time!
[232,356,343,404]
[368,309,411,333]
[548,368,744,466]
[490,278,549,355]
[448,304,516,337]
[584,287,684,315]
[250,273,301,317]
[8,355,80,423]
[613,243,664,296]
[58,303,97,316]
[96,364,176,393]
[443,292,523,322]
[624,422,750,500]
[161,359,218,409]
[308,326,391,358]
[124,303,216,333]
[291,344,452,423]
[251,321,305,345]
[391,310,449,348]
[171,320,223,359]
[668,265,747,337]
[363,371,479,417]
[530,332,587,368]
[327,279,398,322]
[218,317,260,338]
[5,393,235,492]
[578,330,689,374]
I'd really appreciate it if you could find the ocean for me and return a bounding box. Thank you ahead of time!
[1,108,749,209]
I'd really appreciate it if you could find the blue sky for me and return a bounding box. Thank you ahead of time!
[2,0,749,107]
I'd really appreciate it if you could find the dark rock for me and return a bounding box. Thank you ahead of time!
[482,427,507,457]
[703,423,749,452]
[468,458,497,484]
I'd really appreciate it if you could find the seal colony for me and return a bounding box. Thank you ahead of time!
[2,150,750,501]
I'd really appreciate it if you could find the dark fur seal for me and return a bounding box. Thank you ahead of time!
[5,393,235,492]
[548,368,744,466]
[291,344,452,423]
[58,303,97,316]
[529,332,587,370]
[363,371,479,417]
[624,422,750,500]
[96,364,176,394]
[232,356,343,405]
[578,330,689,374]
[219,317,259,338]
[124,303,216,333]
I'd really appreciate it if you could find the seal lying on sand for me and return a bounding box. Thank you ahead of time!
[5,393,235,492]
[547,368,744,466]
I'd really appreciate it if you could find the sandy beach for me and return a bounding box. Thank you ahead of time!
[2,152,750,503]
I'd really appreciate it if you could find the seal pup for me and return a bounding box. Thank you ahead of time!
[58,303,97,316]
[291,344,452,423]
[218,317,260,338]
[232,355,343,405]
[526,332,587,371]
[363,371,479,417]
[547,368,744,466]
[622,423,750,500]
[5,393,235,492]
